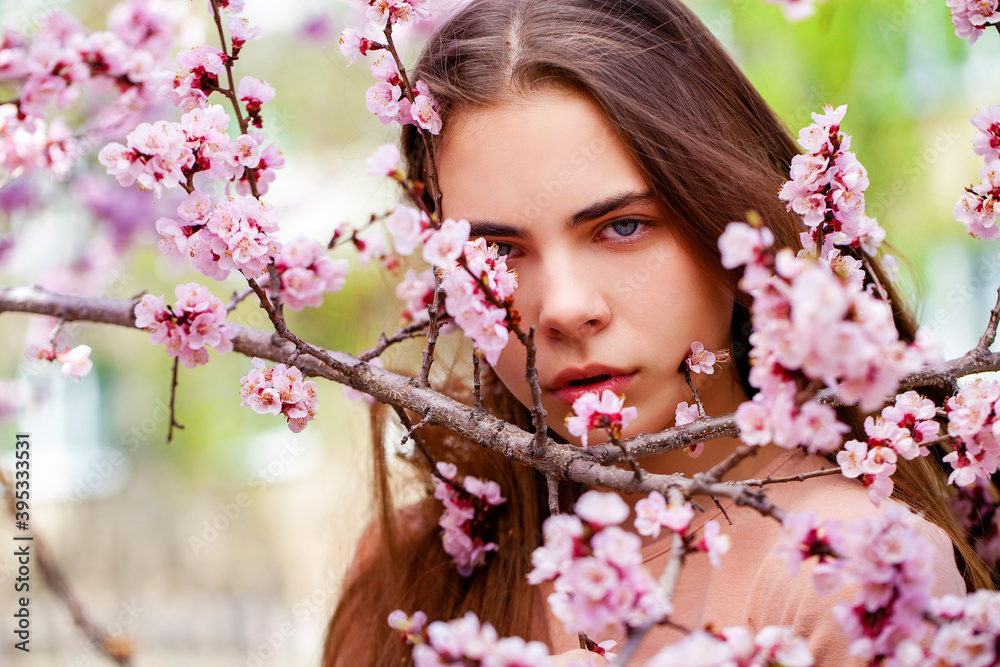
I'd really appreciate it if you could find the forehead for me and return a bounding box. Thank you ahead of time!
[436,92,651,226]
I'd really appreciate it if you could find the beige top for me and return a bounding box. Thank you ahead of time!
[544,449,967,664]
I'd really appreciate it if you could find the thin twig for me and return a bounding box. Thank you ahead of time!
[975,284,1000,357]
[682,367,706,417]
[381,24,441,217]
[226,288,254,312]
[697,445,757,484]
[711,495,733,526]
[861,254,890,303]
[415,272,443,387]
[166,358,185,444]
[472,351,483,416]
[358,320,429,362]
[0,468,135,665]
[524,327,548,455]
[740,467,842,487]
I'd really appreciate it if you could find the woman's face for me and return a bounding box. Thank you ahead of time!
[437,90,745,447]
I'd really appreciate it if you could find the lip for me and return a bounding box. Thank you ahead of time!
[547,365,637,405]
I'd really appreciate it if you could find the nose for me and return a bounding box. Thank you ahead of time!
[535,256,611,342]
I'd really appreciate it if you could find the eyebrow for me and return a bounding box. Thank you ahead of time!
[467,190,656,239]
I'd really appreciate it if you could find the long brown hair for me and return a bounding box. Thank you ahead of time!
[324,1,994,663]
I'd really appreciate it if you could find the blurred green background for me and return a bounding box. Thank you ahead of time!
[0,0,998,664]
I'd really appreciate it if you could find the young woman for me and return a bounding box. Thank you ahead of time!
[324,0,994,664]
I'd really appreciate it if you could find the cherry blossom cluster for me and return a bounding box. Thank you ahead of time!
[527,491,673,639]
[947,0,1000,45]
[440,237,518,366]
[239,358,319,432]
[133,282,236,369]
[387,609,551,666]
[955,106,1000,240]
[778,105,886,258]
[924,590,1000,666]
[434,462,507,577]
[396,268,436,324]
[99,104,266,198]
[565,389,638,448]
[633,491,695,540]
[943,378,1000,487]
[646,625,813,667]
[339,4,443,135]
[0,1,182,178]
[25,343,94,381]
[720,222,934,454]
[266,236,349,311]
[779,504,971,664]
[154,191,281,281]
[950,477,1000,569]
[762,0,825,22]
[837,391,940,506]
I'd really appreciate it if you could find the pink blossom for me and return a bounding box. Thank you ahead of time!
[338,28,377,66]
[227,17,262,54]
[434,467,506,576]
[271,236,348,311]
[565,389,638,448]
[366,142,400,177]
[777,511,844,578]
[532,491,671,638]
[365,81,401,121]
[761,0,824,21]
[237,76,275,127]
[396,268,436,324]
[387,609,426,645]
[396,610,550,666]
[240,358,319,432]
[411,79,443,134]
[697,520,731,569]
[574,490,629,528]
[355,233,386,267]
[674,401,700,426]
[135,284,235,369]
[971,104,1000,167]
[633,491,694,538]
[948,0,1000,44]
[370,53,399,83]
[423,218,471,266]
[440,238,517,365]
[56,345,93,381]
[718,222,775,269]
[386,204,428,255]
[685,341,716,374]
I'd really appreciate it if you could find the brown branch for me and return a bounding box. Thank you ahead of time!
[166,358,185,444]
[415,272,443,387]
[472,350,483,416]
[381,23,441,218]
[358,320,429,362]
[0,468,134,665]
[739,467,842,487]
[682,366,706,417]
[697,445,757,485]
[1,285,998,511]
[975,284,1000,358]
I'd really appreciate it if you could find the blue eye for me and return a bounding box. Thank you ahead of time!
[601,218,646,239]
